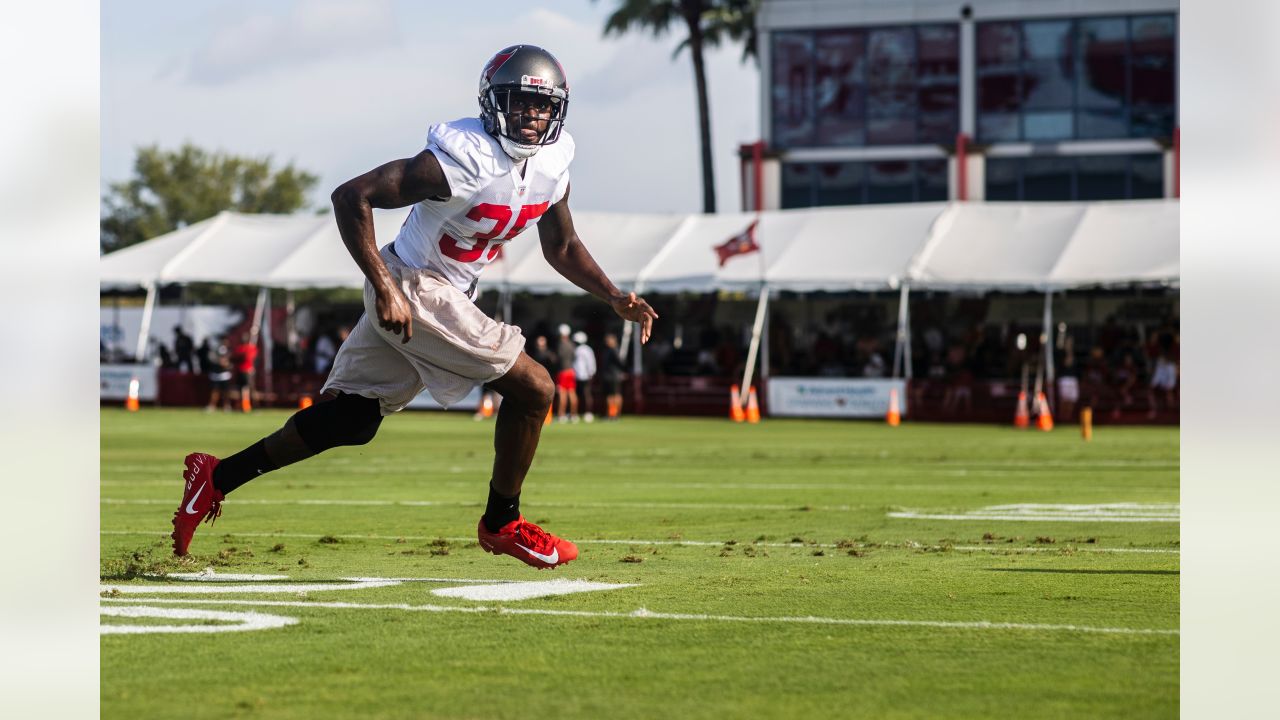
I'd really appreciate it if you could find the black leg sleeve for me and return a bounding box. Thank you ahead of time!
[292,392,385,454]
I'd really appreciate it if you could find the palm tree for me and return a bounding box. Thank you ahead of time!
[597,0,758,214]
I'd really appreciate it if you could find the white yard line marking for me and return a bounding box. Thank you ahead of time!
[100,579,403,595]
[99,530,1179,554]
[100,605,297,634]
[430,580,638,602]
[102,499,860,509]
[105,576,636,602]
[167,571,290,581]
[98,597,1177,637]
[890,503,1180,523]
[889,513,1180,523]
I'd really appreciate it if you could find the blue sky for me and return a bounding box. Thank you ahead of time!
[101,0,761,214]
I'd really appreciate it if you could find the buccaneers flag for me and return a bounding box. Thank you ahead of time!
[713,220,760,267]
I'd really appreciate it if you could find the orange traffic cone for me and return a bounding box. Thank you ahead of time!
[480,393,495,418]
[1035,392,1054,431]
[745,387,761,424]
[729,384,745,423]
[1080,406,1093,441]
[125,377,140,412]
[240,391,253,413]
[1013,391,1030,428]
[886,388,901,426]
[298,395,313,409]
[544,405,553,426]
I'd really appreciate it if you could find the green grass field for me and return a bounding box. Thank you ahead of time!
[100,408,1179,719]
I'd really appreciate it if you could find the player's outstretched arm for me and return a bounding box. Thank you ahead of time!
[539,184,659,343]
[330,150,452,343]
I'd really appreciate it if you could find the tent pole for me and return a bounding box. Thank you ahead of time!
[285,289,297,352]
[629,313,643,413]
[739,284,770,396]
[760,293,770,382]
[249,287,267,345]
[1042,289,1055,411]
[903,284,913,381]
[262,288,274,404]
[135,282,157,363]
[619,282,642,363]
[112,295,122,359]
[890,283,911,379]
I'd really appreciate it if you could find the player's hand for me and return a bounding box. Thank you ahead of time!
[375,285,414,344]
[610,292,658,344]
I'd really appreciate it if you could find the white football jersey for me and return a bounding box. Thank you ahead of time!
[391,117,573,298]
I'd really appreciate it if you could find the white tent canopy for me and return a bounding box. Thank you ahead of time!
[100,200,1179,293]
[905,199,1179,291]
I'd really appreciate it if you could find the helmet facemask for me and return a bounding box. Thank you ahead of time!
[482,87,567,161]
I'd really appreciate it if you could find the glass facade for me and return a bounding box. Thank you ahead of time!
[766,11,1176,208]
[772,25,959,148]
[782,160,949,208]
[976,14,1176,142]
[985,154,1165,201]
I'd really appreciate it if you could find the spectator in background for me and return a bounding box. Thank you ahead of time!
[232,333,258,412]
[601,333,626,420]
[555,324,577,422]
[572,331,597,422]
[530,335,556,379]
[205,341,234,412]
[272,340,298,373]
[173,326,195,373]
[156,340,175,369]
[1147,331,1179,419]
[1057,339,1079,421]
[942,343,973,416]
[1081,346,1109,409]
[196,337,213,376]
[1111,352,1140,419]
[313,329,337,374]
[862,350,886,378]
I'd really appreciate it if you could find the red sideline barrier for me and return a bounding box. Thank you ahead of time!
[119,372,1176,424]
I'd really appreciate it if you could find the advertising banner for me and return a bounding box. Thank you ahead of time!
[767,377,907,418]
[101,364,159,401]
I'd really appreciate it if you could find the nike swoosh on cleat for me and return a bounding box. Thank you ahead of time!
[184,482,206,515]
[514,543,558,565]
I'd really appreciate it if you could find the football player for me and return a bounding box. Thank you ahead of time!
[171,45,657,569]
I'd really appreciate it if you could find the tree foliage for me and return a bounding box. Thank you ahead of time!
[601,0,758,62]
[596,0,758,214]
[101,143,320,253]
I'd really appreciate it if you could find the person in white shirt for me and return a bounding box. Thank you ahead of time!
[572,331,597,422]
[171,45,657,570]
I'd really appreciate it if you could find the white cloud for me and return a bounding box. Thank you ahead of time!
[185,0,398,85]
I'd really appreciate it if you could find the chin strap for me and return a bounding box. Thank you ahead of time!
[498,134,541,160]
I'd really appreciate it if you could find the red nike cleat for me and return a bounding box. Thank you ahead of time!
[171,452,225,556]
[476,515,578,569]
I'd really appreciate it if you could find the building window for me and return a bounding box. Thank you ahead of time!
[783,159,951,208]
[984,154,1165,201]
[772,24,958,149]
[977,14,1176,142]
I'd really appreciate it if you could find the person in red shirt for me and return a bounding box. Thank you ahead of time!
[231,333,258,412]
